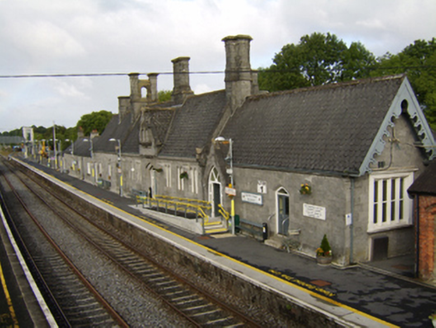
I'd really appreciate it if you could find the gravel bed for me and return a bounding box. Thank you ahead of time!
[6,161,289,326]
[1,166,193,327]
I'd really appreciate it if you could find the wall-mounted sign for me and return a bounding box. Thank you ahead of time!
[241,191,263,205]
[303,203,326,220]
[225,187,236,196]
[257,180,267,194]
[345,213,353,226]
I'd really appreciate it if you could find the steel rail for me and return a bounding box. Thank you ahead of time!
[0,160,129,328]
[14,159,262,327]
[0,179,70,327]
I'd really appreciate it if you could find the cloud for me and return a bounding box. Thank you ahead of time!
[1,0,435,132]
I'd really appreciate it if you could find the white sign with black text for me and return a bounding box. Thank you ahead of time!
[241,192,263,205]
[303,203,326,220]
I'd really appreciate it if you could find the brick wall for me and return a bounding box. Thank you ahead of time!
[416,195,436,281]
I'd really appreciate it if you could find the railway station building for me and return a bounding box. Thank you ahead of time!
[63,35,436,267]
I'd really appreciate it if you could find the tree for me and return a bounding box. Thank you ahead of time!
[258,32,376,91]
[158,90,172,102]
[371,38,436,129]
[76,110,113,137]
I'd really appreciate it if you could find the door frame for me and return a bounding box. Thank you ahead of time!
[276,187,290,235]
[208,167,222,217]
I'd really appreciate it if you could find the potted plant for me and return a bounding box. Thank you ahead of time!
[180,171,188,179]
[299,183,312,195]
[316,234,332,265]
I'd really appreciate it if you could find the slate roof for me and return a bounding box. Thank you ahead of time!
[94,112,140,154]
[408,160,436,195]
[68,112,138,157]
[142,109,174,145]
[160,90,227,158]
[220,75,406,175]
[69,136,99,157]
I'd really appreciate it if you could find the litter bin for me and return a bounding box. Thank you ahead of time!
[262,223,268,241]
[235,215,240,233]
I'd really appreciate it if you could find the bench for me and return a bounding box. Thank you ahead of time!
[130,189,148,202]
[97,178,111,190]
[237,218,265,241]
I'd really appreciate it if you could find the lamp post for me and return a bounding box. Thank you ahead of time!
[49,138,57,168]
[65,139,75,172]
[83,138,95,184]
[215,136,235,235]
[58,139,62,171]
[83,138,93,159]
[109,138,123,197]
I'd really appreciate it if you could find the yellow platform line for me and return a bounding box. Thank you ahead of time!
[0,262,18,327]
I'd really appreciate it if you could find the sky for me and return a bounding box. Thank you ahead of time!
[1,0,435,133]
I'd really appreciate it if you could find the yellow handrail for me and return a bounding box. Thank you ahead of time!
[138,196,211,218]
[218,204,229,221]
[155,194,211,206]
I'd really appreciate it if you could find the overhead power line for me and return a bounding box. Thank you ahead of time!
[0,65,435,79]
[0,71,225,79]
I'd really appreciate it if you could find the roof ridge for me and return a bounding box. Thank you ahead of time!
[249,74,406,101]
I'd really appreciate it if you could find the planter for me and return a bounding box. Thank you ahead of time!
[316,256,332,266]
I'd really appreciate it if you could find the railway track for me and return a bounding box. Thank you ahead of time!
[1,157,261,327]
[0,160,127,327]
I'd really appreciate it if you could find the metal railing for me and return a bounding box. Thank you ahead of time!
[137,196,211,219]
[154,194,211,206]
[218,204,229,221]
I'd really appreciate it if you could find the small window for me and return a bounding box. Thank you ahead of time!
[163,164,171,188]
[190,168,198,194]
[178,166,187,191]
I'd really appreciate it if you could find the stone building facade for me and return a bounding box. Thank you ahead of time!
[63,35,436,267]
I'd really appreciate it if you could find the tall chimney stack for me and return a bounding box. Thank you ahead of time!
[129,73,141,101]
[222,35,253,112]
[147,73,158,103]
[172,57,193,104]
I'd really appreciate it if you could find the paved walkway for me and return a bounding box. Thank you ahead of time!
[19,158,436,327]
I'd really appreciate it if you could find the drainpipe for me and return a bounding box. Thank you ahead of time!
[350,177,355,264]
[415,195,420,278]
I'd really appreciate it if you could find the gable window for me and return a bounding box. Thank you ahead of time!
[368,171,414,232]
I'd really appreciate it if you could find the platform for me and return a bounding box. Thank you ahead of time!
[5,157,436,327]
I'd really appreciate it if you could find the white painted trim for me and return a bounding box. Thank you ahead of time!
[367,170,414,232]
[275,187,290,234]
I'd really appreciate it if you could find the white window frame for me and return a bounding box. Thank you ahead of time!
[368,170,414,232]
[163,163,171,188]
[190,167,198,194]
[177,166,185,191]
